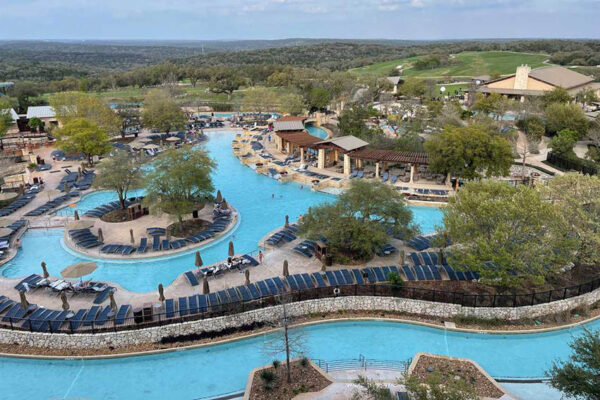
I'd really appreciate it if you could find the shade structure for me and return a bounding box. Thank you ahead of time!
[142,144,159,150]
[283,260,289,277]
[158,283,165,301]
[61,262,97,279]
[41,261,49,279]
[228,241,234,257]
[245,269,250,286]
[60,291,70,311]
[97,228,104,242]
[195,251,203,267]
[166,136,180,142]
[203,278,210,294]
[215,190,223,203]
[65,220,95,230]
[0,227,12,237]
[19,291,29,309]
[109,290,117,311]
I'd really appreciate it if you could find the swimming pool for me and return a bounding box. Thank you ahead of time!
[1,130,443,292]
[305,123,328,139]
[0,318,585,400]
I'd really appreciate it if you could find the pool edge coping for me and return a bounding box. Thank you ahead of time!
[1,311,598,361]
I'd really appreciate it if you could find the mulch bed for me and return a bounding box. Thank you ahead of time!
[248,360,331,400]
[412,355,504,399]
[167,218,211,237]
[101,208,132,223]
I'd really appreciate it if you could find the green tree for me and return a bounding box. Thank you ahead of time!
[471,92,503,116]
[545,103,589,137]
[279,93,305,115]
[142,89,186,134]
[242,87,277,113]
[53,118,111,166]
[548,329,600,400]
[338,105,381,141]
[49,91,122,136]
[576,88,599,107]
[549,128,579,158]
[299,180,417,262]
[144,146,216,231]
[93,149,145,209]
[27,117,44,133]
[442,181,576,287]
[307,88,331,111]
[424,124,514,181]
[208,68,245,99]
[542,87,572,108]
[0,111,13,148]
[516,115,545,174]
[399,77,426,98]
[542,173,600,266]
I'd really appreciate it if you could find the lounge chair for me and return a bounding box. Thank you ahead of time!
[165,299,175,319]
[381,172,389,182]
[69,309,88,330]
[390,174,398,184]
[161,239,170,250]
[184,271,199,286]
[227,288,240,303]
[152,235,161,251]
[82,306,101,326]
[325,271,338,286]
[95,306,115,326]
[178,297,189,316]
[137,238,148,253]
[114,305,131,325]
[93,287,114,304]
[358,170,364,179]
[236,286,252,302]
[49,310,70,332]
[351,269,364,285]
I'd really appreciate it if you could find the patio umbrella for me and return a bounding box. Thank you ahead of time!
[142,144,160,150]
[283,260,289,277]
[203,278,210,294]
[215,190,223,203]
[228,241,235,257]
[130,229,135,244]
[97,228,104,242]
[195,251,203,267]
[41,261,49,279]
[109,290,117,312]
[73,210,80,220]
[158,283,165,302]
[61,262,97,279]
[166,136,180,142]
[245,269,250,286]
[65,220,95,230]
[60,291,70,311]
[285,215,289,228]
[221,199,229,210]
[0,227,13,237]
[19,291,29,309]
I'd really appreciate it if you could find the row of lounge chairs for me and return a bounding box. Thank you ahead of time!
[24,192,80,216]
[0,191,37,217]
[184,254,260,286]
[83,198,140,218]
[406,235,438,251]
[415,188,450,196]
[408,252,480,281]
[0,219,27,242]
[57,169,95,192]
[68,228,103,248]
[293,240,316,258]
[14,274,112,298]
[265,224,298,246]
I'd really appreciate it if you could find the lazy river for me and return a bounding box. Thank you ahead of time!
[1,129,443,292]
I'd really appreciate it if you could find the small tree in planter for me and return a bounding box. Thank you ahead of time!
[28,117,44,133]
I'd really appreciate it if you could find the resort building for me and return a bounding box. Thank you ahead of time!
[472,65,600,101]
[25,105,59,131]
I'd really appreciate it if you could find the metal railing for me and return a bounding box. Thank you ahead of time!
[313,354,412,373]
[2,276,600,335]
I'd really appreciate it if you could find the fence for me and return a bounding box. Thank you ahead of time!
[313,354,412,373]
[546,152,598,175]
[2,276,600,335]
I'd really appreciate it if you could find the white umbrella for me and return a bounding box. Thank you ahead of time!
[142,144,160,150]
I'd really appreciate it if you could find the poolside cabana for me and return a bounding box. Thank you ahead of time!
[313,136,369,175]
[275,131,322,164]
[349,148,429,182]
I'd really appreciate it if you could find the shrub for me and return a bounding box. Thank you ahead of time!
[388,271,404,287]
[259,370,276,391]
[272,360,281,369]
[300,356,309,367]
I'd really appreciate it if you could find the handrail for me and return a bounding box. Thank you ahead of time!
[312,356,411,373]
[2,276,600,335]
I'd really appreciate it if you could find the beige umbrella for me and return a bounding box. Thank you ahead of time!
[60,291,70,311]
[158,283,165,302]
[0,217,18,227]
[203,278,210,294]
[195,251,203,267]
[285,215,289,228]
[142,144,159,150]
[109,290,117,311]
[97,228,104,242]
[215,190,223,203]
[245,269,250,286]
[0,227,13,237]
[283,260,289,277]
[166,136,180,142]
[228,241,235,257]
[130,229,135,244]
[41,261,49,279]
[221,198,229,210]
[65,220,94,230]
[61,262,97,279]
[73,210,80,220]
[19,291,29,309]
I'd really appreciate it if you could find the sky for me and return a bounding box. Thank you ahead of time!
[0,0,598,40]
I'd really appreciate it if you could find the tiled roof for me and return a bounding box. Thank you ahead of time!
[350,148,429,165]
[277,115,307,122]
[276,131,321,147]
[529,66,593,89]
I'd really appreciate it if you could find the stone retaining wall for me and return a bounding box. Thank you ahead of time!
[3,289,600,350]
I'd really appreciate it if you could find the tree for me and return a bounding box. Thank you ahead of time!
[545,103,589,137]
[53,118,111,166]
[516,115,545,177]
[27,117,44,133]
[93,150,145,209]
[549,128,579,158]
[144,146,216,230]
[549,329,600,400]
[442,181,576,287]
[338,105,380,141]
[471,92,503,116]
[49,92,122,136]
[307,88,331,111]
[279,93,305,116]
[242,87,277,113]
[399,77,426,98]
[299,180,418,262]
[542,173,600,267]
[424,124,514,181]
[208,68,244,99]
[0,112,13,149]
[576,88,599,108]
[142,89,186,134]
[542,87,572,108]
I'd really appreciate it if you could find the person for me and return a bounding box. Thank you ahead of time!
[258,250,264,264]
[271,194,274,199]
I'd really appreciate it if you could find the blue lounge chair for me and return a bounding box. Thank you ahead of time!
[341,270,354,284]
[236,286,251,302]
[165,299,175,318]
[137,238,148,253]
[390,174,398,184]
[94,287,113,304]
[361,268,376,284]
[421,252,434,266]
[227,288,240,303]
[83,306,101,326]
[161,239,170,250]
[207,293,220,308]
[372,267,386,282]
[443,264,458,281]
[247,283,261,300]
[311,272,327,288]
[95,306,114,326]
[358,170,364,179]
[293,275,306,290]
[115,305,131,325]
[50,310,70,332]
[188,295,199,314]
[69,309,88,330]
[152,236,161,251]
[352,269,365,285]
[413,265,426,281]
[325,271,338,286]
[184,271,199,286]
[333,270,346,285]
[402,266,415,281]
[272,277,287,293]
[300,273,314,288]
[37,311,62,332]
[421,265,434,280]
[381,172,389,182]
[429,266,442,280]
[350,170,358,178]
[178,297,189,316]
[197,295,208,313]
[257,280,271,296]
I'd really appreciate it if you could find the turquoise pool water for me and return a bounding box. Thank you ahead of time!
[1,130,443,292]
[0,318,585,400]
[305,123,328,139]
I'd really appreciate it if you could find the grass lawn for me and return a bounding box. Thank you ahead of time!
[350,51,550,79]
